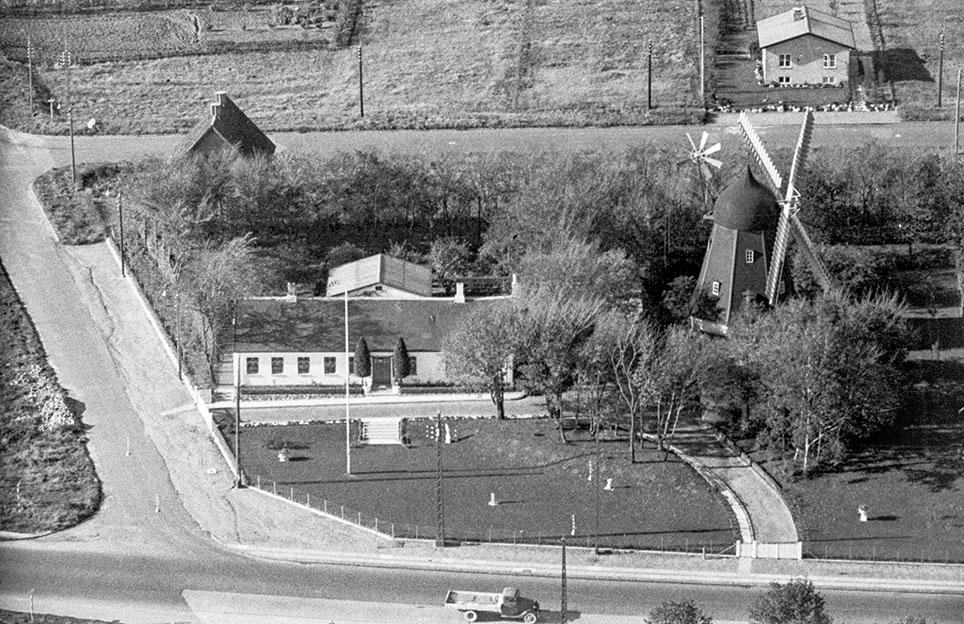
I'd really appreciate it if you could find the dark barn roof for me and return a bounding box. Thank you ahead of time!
[232,298,501,353]
[711,165,780,232]
[184,92,275,158]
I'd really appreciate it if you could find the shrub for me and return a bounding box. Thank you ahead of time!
[334,0,362,48]
[748,578,831,624]
[647,599,713,624]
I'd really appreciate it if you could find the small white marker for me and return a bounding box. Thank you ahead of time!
[488,492,498,507]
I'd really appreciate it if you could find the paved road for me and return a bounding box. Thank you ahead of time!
[1,124,963,624]
[39,118,956,169]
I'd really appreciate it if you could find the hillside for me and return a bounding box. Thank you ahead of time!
[0,0,705,134]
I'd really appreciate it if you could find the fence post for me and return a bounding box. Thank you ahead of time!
[375,518,378,532]
[257,475,260,488]
[273,481,276,495]
[341,505,344,519]
[290,487,293,499]
[324,500,327,513]
[307,492,310,507]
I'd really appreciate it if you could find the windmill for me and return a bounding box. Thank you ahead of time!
[690,112,832,335]
[738,111,832,305]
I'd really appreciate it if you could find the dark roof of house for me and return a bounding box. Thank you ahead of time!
[711,165,779,232]
[232,297,502,353]
[757,6,856,49]
[184,92,275,157]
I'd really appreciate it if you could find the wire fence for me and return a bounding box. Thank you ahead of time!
[244,472,737,555]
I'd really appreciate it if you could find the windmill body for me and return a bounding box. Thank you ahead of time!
[690,111,830,336]
[691,166,784,335]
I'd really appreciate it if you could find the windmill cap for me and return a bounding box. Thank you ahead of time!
[712,164,780,231]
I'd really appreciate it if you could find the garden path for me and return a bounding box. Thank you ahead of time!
[669,424,799,544]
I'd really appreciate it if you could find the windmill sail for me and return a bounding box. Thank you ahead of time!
[738,112,782,191]
[791,214,832,290]
[765,111,814,304]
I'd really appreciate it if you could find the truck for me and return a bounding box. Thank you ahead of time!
[443,587,540,623]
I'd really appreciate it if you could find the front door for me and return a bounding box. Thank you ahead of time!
[371,356,392,388]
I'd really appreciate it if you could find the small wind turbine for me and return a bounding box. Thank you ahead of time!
[679,131,723,210]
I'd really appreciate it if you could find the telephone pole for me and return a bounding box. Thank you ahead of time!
[435,411,445,547]
[938,28,945,108]
[647,39,653,110]
[357,45,365,118]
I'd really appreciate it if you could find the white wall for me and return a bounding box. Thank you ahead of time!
[236,351,448,386]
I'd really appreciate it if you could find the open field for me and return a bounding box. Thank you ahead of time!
[1,0,705,134]
[871,0,964,116]
[229,417,739,551]
[0,261,101,533]
[747,360,964,563]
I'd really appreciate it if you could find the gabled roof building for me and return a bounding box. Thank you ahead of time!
[326,254,433,298]
[184,91,275,157]
[757,6,856,87]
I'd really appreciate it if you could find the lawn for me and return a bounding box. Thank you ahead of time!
[0,261,101,533]
[1,0,705,135]
[746,360,964,563]
[229,417,739,551]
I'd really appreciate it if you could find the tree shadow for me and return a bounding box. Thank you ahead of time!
[876,48,932,82]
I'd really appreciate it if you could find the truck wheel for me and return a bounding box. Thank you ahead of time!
[523,612,538,624]
[463,611,478,622]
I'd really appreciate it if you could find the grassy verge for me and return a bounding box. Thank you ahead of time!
[31,164,128,245]
[226,417,739,551]
[0,260,101,533]
[742,359,964,563]
[2,0,706,135]
[0,611,117,624]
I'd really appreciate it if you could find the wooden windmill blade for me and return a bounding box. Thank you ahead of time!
[738,112,783,192]
[765,111,816,305]
[783,110,814,204]
[790,214,833,291]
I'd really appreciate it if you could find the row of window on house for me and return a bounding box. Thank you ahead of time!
[244,355,418,376]
[778,53,837,69]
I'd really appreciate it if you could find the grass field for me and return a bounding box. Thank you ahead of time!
[748,360,964,563]
[871,0,964,115]
[0,611,115,624]
[232,417,739,550]
[1,0,705,134]
[0,261,101,533]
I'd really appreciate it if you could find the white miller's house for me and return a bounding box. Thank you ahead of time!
[218,254,513,395]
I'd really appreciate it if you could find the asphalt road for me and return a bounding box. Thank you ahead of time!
[1,123,963,623]
[2,542,961,623]
[44,118,954,167]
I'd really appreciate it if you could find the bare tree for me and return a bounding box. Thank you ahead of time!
[514,288,605,442]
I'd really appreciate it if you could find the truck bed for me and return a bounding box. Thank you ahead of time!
[444,590,501,609]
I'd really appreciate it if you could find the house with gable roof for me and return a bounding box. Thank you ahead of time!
[757,6,856,87]
[218,254,514,394]
[185,91,275,157]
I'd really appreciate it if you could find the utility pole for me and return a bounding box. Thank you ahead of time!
[357,45,365,118]
[955,69,962,156]
[344,288,352,475]
[560,538,568,624]
[68,107,76,186]
[593,434,601,554]
[26,34,33,116]
[647,39,653,110]
[233,302,244,489]
[435,410,445,547]
[116,192,125,277]
[699,12,705,107]
[938,28,945,108]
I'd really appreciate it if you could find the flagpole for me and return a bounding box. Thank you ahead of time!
[344,288,351,475]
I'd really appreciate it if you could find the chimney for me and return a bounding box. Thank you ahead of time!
[454,282,465,303]
[510,273,519,297]
[285,282,297,303]
[792,7,804,21]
